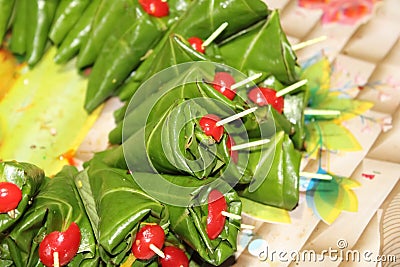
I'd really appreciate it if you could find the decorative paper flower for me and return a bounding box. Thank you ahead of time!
[298,0,379,24]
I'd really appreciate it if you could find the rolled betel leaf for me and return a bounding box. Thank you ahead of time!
[239,131,301,210]
[6,165,99,267]
[155,174,241,266]
[0,161,45,233]
[78,159,169,266]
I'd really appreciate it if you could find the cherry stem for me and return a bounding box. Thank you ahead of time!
[230,138,271,151]
[230,73,263,90]
[202,22,229,48]
[304,109,341,116]
[53,252,60,267]
[215,107,258,126]
[292,36,328,51]
[149,244,165,258]
[221,211,242,220]
[275,79,308,97]
[300,171,332,180]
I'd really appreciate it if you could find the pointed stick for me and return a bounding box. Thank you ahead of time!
[230,139,271,151]
[53,252,60,267]
[304,109,341,116]
[149,244,165,258]
[121,253,137,267]
[221,211,242,220]
[275,79,308,97]
[292,36,328,51]
[300,172,332,180]
[230,73,263,90]
[216,107,258,126]
[7,209,16,219]
[202,22,229,48]
[241,224,256,230]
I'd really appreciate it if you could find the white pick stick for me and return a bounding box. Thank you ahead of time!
[221,211,242,220]
[216,107,258,126]
[7,209,16,219]
[149,244,165,258]
[292,36,328,51]
[230,73,263,90]
[275,79,308,97]
[202,22,229,48]
[300,172,332,180]
[230,138,271,151]
[53,252,60,267]
[304,109,341,116]
[240,224,256,230]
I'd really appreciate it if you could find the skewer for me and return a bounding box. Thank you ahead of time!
[202,22,229,48]
[121,254,137,267]
[304,109,341,116]
[292,36,328,51]
[300,172,332,180]
[216,107,258,126]
[275,79,308,97]
[230,139,271,151]
[53,252,60,267]
[7,210,16,219]
[230,73,263,90]
[240,224,256,230]
[149,244,165,258]
[221,211,242,220]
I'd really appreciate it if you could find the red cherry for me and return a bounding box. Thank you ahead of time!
[206,190,227,240]
[139,0,169,17]
[212,72,236,100]
[0,182,22,213]
[248,87,284,113]
[199,114,224,142]
[226,136,238,164]
[132,224,165,260]
[39,222,81,267]
[160,246,189,267]
[188,37,205,54]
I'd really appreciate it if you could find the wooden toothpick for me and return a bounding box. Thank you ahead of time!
[292,36,328,51]
[221,211,242,220]
[230,139,271,151]
[53,252,60,267]
[202,22,229,48]
[275,79,308,97]
[300,172,332,180]
[304,109,341,116]
[216,107,258,126]
[149,244,165,258]
[230,73,263,90]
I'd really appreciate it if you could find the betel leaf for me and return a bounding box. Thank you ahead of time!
[219,10,298,84]
[0,0,15,43]
[85,0,193,112]
[120,0,270,101]
[239,131,301,210]
[0,161,45,233]
[7,166,99,266]
[82,160,169,266]
[159,175,241,266]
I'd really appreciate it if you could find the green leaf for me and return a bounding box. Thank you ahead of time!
[220,10,298,84]
[0,161,45,233]
[0,48,101,175]
[8,166,99,266]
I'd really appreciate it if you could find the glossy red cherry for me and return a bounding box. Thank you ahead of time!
[132,224,165,260]
[199,114,224,142]
[212,72,236,100]
[39,222,81,267]
[188,37,205,54]
[139,0,169,18]
[206,189,227,240]
[248,87,284,113]
[160,246,189,267]
[0,182,22,213]
[226,136,238,164]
